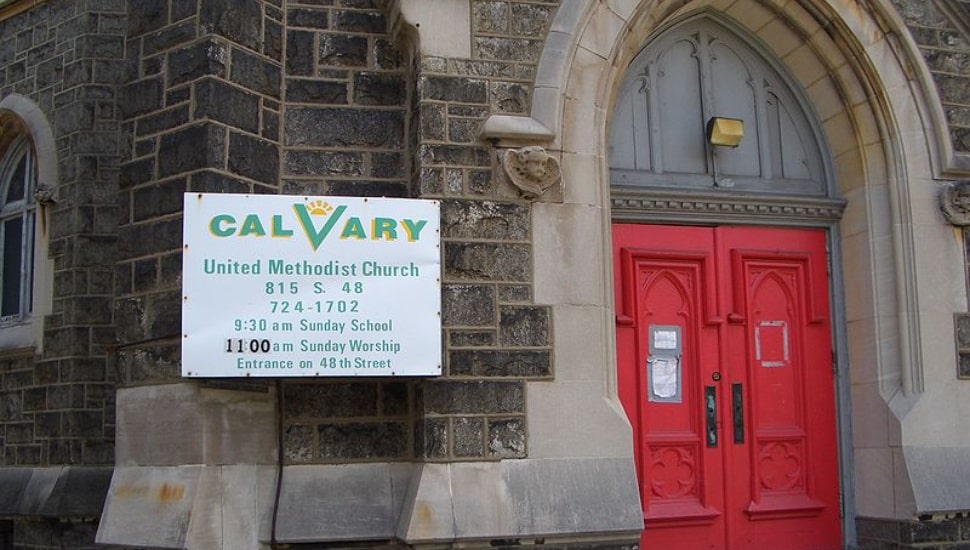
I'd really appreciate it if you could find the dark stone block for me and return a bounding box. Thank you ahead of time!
[420,103,446,141]
[448,118,481,143]
[166,85,191,105]
[510,3,554,36]
[325,180,409,197]
[188,170,253,193]
[958,313,970,346]
[444,242,531,282]
[371,153,403,178]
[68,297,113,324]
[200,0,262,51]
[34,412,61,438]
[283,382,378,418]
[319,34,368,67]
[136,105,189,136]
[900,517,959,543]
[286,78,348,104]
[380,382,410,416]
[118,217,183,259]
[354,72,405,106]
[64,411,103,438]
[499,306,550,347]
[374,38,403,70]
[76,35,124,59]
[962,352,970,378]
[453,417,484,457]
[441,200,529,240]
[142,21,197,55]
[119,76,163,118]
[128,0,167,36]
[228,131,279,184]
[231,48,281,98]
[133,258,157,292]
[475,37,543,63]
[419,144,491,167]
[467,169,494,195]
[419,167,444,195]
[265,18,283,61]
[172,0,198,22]
[167,39,229,86]
[195,78,260,134]
[262,108,280,141]
[421,76,488,103]
[487,417,525,458]
[285,107,403,148]
[283,424,314,462]
[119,158,155,189]
[286,30,314,76]
[284,150,363,177]
[287,7,330,28]
[491,81,529,114]
[158,122,226,177]
[54,101,94,134]
[416,417,448,459]
[449,349,551,377]
[422,380,524,414]
[318,422,408,459]
[473,1,509,34]
[116,343,181,386]
[498,284,532,303]
[132,179,187,222]
[449,330,495,347]
[442,284,495,327]
[333,10,385,33]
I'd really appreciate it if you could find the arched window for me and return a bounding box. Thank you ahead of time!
[0,117,37,328]
[610,16,832,199]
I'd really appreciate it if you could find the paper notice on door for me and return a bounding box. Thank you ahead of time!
[653,330,678,350]
[649,356,680,401]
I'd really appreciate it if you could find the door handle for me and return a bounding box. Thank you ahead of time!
[732,383,744,444]
[705,386,717,447]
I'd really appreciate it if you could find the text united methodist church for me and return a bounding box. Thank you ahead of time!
[4,0,970,548]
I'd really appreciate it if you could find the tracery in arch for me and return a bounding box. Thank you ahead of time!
[609,17,829,198]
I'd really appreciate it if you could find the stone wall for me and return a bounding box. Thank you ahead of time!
[0,0,122,469]
[889,0,970,153]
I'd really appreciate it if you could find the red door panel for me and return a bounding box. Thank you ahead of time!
[613,224,841,550]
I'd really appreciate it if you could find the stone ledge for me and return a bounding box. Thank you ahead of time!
[0,466,112,518]
[95,458,642,548]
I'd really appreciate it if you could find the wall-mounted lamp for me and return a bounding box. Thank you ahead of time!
[707,117,744,148]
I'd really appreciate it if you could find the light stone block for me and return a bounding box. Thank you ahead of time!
[839,231,875,322]
[847,318,879,385]
[527,380,633,459]
[96,466,201,548]
[757,18,803,59]
[561,152,605,206]
[561,96,601,155]
[397,459,642,544]
[784,42,827,90]
[850,382,890,448]
[115,383,276,466]
[399,0,470,58]
[566,45,608,108]
[725,0,776,32]
[835,148,866,195]
[900,446,970,514]
[551,305,610,382]
[533,202,607,306]
[578,4,625,60]
[853,448,895,518]
[276,464,399,541]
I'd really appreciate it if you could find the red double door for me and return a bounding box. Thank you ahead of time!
[613,224,841,550]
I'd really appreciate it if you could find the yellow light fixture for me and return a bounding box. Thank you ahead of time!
[707,117,744,148]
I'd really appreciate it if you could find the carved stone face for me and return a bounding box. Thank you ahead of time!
[502,145,562,199]
[941,181,970,226]
[520,149,548,181]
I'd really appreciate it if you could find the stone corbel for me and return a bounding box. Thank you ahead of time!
[940,180,970,226]
[501,145,562,199]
